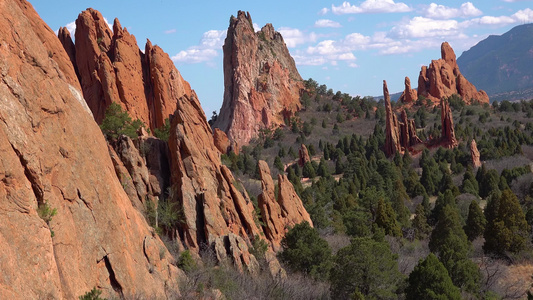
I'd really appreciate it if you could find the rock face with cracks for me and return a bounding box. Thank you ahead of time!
[384,81,423,157]
[0,1,182,299]
[257,161,313,251]
[416,42,489,105]
[298,144,311,167]
[62,8,194,130]
[440,97,458,148]
[215,11,303,148]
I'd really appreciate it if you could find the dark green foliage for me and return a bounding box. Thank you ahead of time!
[100,103,143,140]
[429,204,480,292]
[405,254,461,300]
[79,288,106,300]
[178,250,197,273]
[250,235,268,260]
[413,204,431,239]
[278,222,332,280]
[330,237,403,299]
[464,200,486,241]
[484,189,529,255]
[374,198,402,237]
[153,118,171,141]
[302,161,316,178]
[274,156,284,173]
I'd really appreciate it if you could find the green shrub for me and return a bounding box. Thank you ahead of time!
[153,118,171,141]
[79,287,106,300]
[100,103,144,140]
[178,250,197,273]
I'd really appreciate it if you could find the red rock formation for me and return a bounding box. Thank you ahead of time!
[57,27,79,79]
[399,109,422,148]
[384,81,401,157]
[298,144,311,167]
[417,42,489,105]
[441,98,458,148]
[399,76,418,104]
[68,9,194,130]
[213,128,231,154]
[257,161,313,251]
[470,139,481,168]
[215,11,303,147]
[0,1,181,298]
[167,89,264,262]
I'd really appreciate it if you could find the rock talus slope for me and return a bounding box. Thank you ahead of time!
[0,1,181,299]
[215,11,303,147]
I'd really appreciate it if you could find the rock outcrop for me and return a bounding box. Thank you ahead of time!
[213,128,231,154]
[60,9,194,130]
[416,42,489,105]
[0,1,182,298]
[214,11,303,147]
[440,98,458,148]
[398,76,417,104]
[384,81,402,157]
[298,144,311,167]
[384,81,423,156]
[257,161,313,251]
[470,139,481,168]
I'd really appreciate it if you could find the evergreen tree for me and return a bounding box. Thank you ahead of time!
[279,222,332,280]
[464,200,486,241]
[484,189,529,255]
[405,254,461,300]
[375,198,402,237]
[330,237,403,299]
[100,102,144,140]
[274,156,284,173]
[413,204,431,239]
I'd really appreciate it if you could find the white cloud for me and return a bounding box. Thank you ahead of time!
[314,19,342,28]
[423,2,482,19]
[390,17,460,38]
[461,8,533,27]
[164,29,176,34]
[319,8,330,15]
[172,29,226,64]
[331,0,411,15]
[278,27,318,47]
[253,23,261,32]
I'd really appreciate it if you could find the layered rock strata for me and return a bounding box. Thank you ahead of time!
[0,1,182,298]
[214,11,303,147]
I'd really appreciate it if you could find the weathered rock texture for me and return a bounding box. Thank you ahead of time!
[398,76,417,104]
[0,1,182,298]
[214,11,303,147]
[415,42,489,105]
[440,98,458,148]
[167,90,265,272]
[384,81,401,157]
[384,81,423,156]
[470,139,481,168]
[60,9,195,130]
[257,161,313,251]
[298,144,311,167]
[213,127,230,154]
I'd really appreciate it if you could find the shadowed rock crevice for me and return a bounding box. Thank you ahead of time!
[103,255,124,299]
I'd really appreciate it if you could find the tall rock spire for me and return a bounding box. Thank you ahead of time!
[214,11,303,148]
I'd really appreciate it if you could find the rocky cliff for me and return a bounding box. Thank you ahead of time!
[400,42,489,105]
[384,81,422,156]
[59,9,194,130]
[0,1,182,298]
[440,97,458,148]
[214,11,303,147]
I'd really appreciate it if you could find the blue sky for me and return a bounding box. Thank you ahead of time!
[33,0,533,116]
